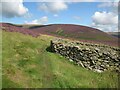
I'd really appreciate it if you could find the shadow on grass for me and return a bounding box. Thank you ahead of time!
[46,46,54,53]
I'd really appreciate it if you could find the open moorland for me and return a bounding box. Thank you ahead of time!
[1,23,119,47]
[1,23,119,88]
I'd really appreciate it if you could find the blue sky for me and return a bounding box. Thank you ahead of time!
[1,2,108,25]
[0,1,118,32]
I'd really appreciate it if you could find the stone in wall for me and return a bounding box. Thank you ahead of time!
[50,38,120,73]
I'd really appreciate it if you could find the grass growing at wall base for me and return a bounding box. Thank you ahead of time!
[2,31,119,88]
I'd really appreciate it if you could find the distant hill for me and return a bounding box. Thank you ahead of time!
[0,23,40,37]
[29,24,118,46]
[1,23,118,47]
[107,32,120,38]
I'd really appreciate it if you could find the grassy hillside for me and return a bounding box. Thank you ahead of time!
[1,23,118,47]
[2,31,118,88]
[0,30,2,89]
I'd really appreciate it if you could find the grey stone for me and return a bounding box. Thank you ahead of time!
[50,38,120,73]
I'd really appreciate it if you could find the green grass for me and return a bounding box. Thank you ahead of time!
[0,30,2,89]
[2,31,118,88]
[56,28,64,35]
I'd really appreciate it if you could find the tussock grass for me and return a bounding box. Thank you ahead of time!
[2,31,118,88]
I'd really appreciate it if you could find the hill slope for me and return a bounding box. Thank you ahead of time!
[29,24,118,46]
[1,23,39,37]
[1,23,118,47]
[2,31,118,88]
[107,32,120,38]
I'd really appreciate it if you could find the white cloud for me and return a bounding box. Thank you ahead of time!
[38,1,68,13]
[92,11,118,32]
[98,2,118,14]
[54,14,58,17]
[95,2,119,32]
[92,23,118,32]
[92,11,118,25]
[25,16,48,24]
[73,16,81,20]
[0,0,28,18]
[1,0,119,2]
[98,2,118,8]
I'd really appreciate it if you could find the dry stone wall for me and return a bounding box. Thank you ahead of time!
[50,38,120,73]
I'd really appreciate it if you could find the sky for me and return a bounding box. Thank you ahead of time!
[0,0,119,32]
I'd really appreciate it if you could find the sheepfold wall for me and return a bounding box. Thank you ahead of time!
[50,39,120,73]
